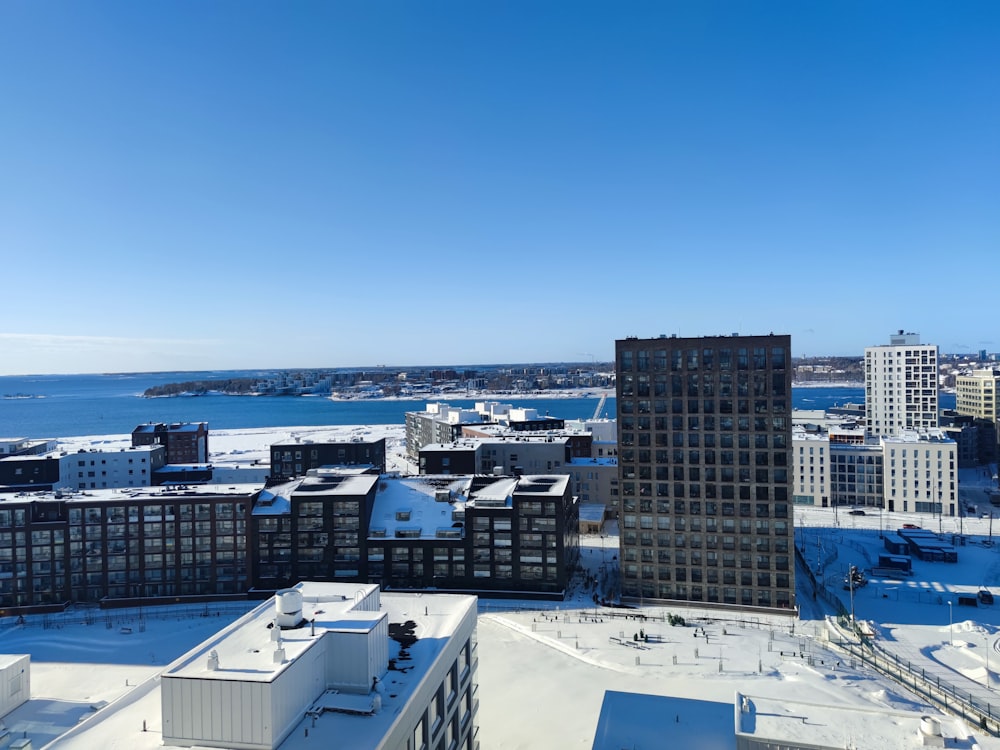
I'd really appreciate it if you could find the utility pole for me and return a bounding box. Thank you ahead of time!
[849,564,855,633]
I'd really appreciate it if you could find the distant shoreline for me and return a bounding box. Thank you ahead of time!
[791,381,864,389]
[144,383,867,401]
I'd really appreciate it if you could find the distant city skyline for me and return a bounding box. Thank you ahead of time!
[1,2,997,376]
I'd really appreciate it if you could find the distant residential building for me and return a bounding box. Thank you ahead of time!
[252,469,381,589]
[419,441,479,475]
[269,437,386,481]
[132,422,209,463]
[793,428,958,514]
[161,582,479,750]
[0,438,56,457]
[151,462,213,486]
[955,369,1000,421]
[504,406,565,432]
[405,402,569,460]
[460,425,592,462]
[1,442,168,493]
[0,452,61,492]
[616,333,795,613]
[251,472,578,598]
[883,431,957,515]
[0,485,255,611]
[564,418,618,443]
[64,444,165,489]
[939,411,986,468]
[864,331,939,437]
[405,404,489,460]
[0,463,577,614]
[562,456,619,506]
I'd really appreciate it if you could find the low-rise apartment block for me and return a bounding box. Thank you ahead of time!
[250,472,578,599]
[793,427,957,515]
[0,484,255,612]
[132,421,210,463]
[269,437,386,481]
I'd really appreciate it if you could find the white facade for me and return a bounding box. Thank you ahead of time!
[864,331,939,437]
[792,432,831,508]
[160,582,478,750]
[560,457,619,505]
[883,431,957,515]
[792,428,957,515]
[0,654,29,719]
[58,445,164,490]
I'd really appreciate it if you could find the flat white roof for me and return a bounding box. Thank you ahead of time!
[736,692,980,749]
[567,457,618,466]
[253,474,380,517]
[0,654,28,669]
[0,484,260,505]
[164,583,385,683]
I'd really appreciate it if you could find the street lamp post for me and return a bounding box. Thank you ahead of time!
[948,600,954,646]
[986,634,991,689]
[848,564,856,631]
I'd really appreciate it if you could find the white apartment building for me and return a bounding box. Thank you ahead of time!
[883,431,957,515]
[59,444,165,490]
[865,330,939,437]
[956,369,1000,422]
[793,428,957,515]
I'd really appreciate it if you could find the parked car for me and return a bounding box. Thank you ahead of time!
[848,509,866,516]
[902,523,921,529]
[979,589,994,605]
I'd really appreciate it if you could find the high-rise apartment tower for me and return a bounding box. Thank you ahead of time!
[615,333,795,612]
[864,331,939,437]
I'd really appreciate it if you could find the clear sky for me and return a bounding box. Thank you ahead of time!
[1,2,997,375]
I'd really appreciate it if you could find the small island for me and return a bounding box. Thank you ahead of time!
[142,378,261,397]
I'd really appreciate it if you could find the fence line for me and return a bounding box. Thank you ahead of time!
[828,622,1000,736]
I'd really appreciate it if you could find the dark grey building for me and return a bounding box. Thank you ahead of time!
[0,486,254,613]
[269,438,386,481]
[615,333,795,613]
[132,422,210,464]
[250,472,578,599]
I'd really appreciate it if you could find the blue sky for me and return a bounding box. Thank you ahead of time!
[1,2,997,375]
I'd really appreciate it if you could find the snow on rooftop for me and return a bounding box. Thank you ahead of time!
[369,476,470,539]
[736,692,979,749]
[578,503,606,522]
[163,584,385,683]
[592,691,732,750]
[567,456,618,466]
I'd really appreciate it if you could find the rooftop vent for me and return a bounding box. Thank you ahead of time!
[275,589,303,628]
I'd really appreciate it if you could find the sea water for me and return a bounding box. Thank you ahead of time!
[0,372,949,439]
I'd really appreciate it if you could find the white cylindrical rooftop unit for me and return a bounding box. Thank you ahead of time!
[275,589,304,628]
[919,716,942,736]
